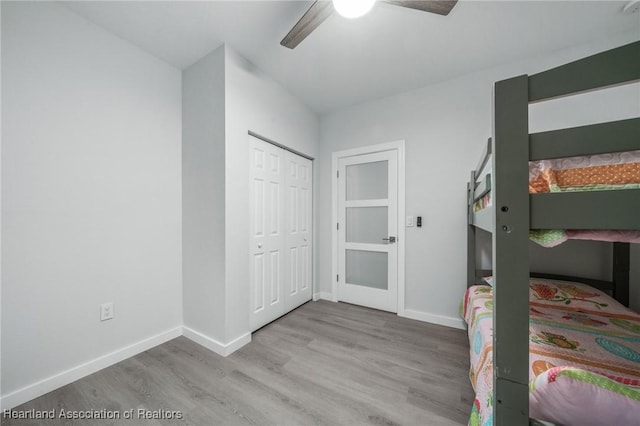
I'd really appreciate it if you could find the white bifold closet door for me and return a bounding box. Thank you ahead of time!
[249,135,312,331]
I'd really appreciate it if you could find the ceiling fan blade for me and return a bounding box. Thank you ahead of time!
[382,0,458,16]
[281,1,334,49]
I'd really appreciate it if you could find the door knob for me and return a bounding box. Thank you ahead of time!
[382,236,396,243]
[258,243,262,248]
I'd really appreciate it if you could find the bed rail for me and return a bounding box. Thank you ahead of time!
[473,174,491,201]
[530,190,640,230]
[474,137,492,181]
[529,117,640,160]
[529,41,640,102]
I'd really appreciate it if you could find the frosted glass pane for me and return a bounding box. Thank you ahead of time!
[346,207,387,244]
[346,161,388,200]
[346,250,387,290]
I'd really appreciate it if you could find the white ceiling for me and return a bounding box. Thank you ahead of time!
[61,0,640,114]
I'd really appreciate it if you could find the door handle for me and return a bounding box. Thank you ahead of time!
[382,236,396,243]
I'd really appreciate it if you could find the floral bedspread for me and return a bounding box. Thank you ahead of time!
[461,278,640,426]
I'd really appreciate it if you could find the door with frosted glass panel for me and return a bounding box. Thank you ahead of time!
[337,151,398,312]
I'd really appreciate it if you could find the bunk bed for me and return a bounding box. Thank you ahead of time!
[465,40,640,425]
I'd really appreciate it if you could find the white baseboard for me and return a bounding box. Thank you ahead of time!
[313,292,335,301]
[182,326,251,357]
[0,326,182,411]
[400,309,466,330]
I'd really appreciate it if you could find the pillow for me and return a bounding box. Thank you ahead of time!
[528,278,618,311]
[482,276,494,287]
[530,367,640,426]
[480,276,620,311]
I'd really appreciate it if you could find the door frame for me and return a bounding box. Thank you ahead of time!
[330,141,406,316]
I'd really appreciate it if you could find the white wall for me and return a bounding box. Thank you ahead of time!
[318,30,640,326]
[180,44,319,350]
[1,1,182,407]
[182,46,226,342]
[224,45,319,341]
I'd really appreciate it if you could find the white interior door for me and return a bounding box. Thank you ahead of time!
[250,135,312,331]
[284,152,313,310]
[250,138,286,330]
[337,150,398,312]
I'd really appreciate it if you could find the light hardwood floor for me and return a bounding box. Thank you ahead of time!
[3,301,474,425]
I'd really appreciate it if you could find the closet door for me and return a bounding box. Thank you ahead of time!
[285,152,313,311]
[250,136,313,331]
[250,137,287,331]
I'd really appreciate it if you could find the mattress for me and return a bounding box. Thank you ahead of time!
[473,150,640,247]
[461,278,640,426]
[528,150,640,194]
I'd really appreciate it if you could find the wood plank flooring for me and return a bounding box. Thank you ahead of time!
[2,301,474,425]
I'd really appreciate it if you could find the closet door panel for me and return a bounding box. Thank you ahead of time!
[250,138,286,331]
[285,151,313,310]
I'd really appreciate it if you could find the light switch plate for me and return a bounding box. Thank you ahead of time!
[406,216,414,227]
[100,302,114,321]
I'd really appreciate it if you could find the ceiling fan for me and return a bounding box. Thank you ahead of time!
[281,0,458,49]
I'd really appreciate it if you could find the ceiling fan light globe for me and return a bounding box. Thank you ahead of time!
[333,0,376,19]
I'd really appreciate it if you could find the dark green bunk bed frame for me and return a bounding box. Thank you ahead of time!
[467,40,640,425]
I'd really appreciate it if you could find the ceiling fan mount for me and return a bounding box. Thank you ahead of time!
[281,0,458,49]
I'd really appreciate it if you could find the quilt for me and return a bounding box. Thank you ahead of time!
[461,278,640,425]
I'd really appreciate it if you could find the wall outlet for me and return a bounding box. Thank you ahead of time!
[100,302,114,321]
